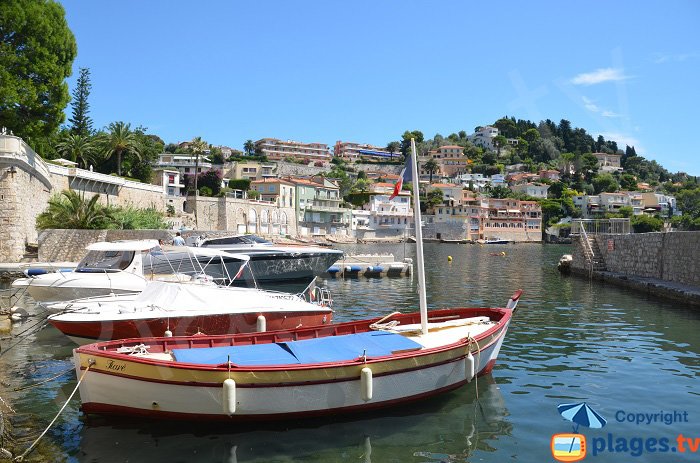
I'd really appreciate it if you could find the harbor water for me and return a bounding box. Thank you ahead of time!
[1,243,699,462]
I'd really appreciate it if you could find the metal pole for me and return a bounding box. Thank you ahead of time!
[409,139,428,335]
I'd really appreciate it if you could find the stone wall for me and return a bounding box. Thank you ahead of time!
[188,195,298,238]
[571,231,700,286]
[0,134,167,262]
[38,229,175,262]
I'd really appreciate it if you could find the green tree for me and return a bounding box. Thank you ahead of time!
[54,133,97,168]
[539,199,565,226]
[424,158,439,183]
[676,187,700,217]
[228,178,252,191]
[36,190,113,229]
[492,135,508,156]
[592,173,620,194]
[400,130,424,157]
[386,141,401,156]
[68,67,93,136]
[99,122,141,176]
[0,0,77,145]
[631,215,663,233]
[243,139,255,156]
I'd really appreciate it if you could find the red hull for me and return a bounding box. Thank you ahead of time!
[50,311,331,342]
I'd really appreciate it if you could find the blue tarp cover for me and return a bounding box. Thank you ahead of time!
[171,331,422,366]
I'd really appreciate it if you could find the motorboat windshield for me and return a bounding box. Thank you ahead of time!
[199,235,272,246]
[75,250,135,273]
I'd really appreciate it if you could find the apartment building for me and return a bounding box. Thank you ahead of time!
[151,169,184,197]
[255,138,331,162]
[433,197,542,242]
[226,161,277,181]
[287,177,350,236]
[511,182,550,199]
[333,141,398,160]
[593,152,623,173]
[362,183,414,232]
[251,178,296,208]
[155,153,224,195]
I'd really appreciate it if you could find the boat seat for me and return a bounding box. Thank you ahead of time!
[171,331,422,366]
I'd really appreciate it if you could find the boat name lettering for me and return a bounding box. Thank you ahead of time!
[106,360,126,372]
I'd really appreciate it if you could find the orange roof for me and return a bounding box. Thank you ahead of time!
[251,178,294,186]
[431,183,457,188]
[439,145,463,149]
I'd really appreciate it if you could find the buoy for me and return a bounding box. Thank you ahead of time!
[465,351,475,382]
[256,315,266,332]
[10,307,28,321]
[361,367,373,401]
[447,256,453,262]
[223,378,236,415]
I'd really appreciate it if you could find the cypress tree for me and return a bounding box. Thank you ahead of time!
[69,67,94,136]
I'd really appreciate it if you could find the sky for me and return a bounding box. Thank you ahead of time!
[59,0,700,175]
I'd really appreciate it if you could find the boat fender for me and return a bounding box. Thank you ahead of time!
[360,367,373,401]
[448,256,452,262]
[327,266,340,274]
[465,351,475,382]
[164,329,173,337]
[24,268,48,277]
[256,315,266,332]
[223,378,236,415]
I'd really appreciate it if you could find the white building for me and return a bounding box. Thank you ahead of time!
[255,138,331,162]
[511,183,550,199]
[468,126,499,151]
[363,183,414,232]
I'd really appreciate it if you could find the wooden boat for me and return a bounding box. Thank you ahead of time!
[72,139,521,421]
[73,294,519,420]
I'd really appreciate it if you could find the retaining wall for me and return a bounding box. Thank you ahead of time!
[571,231,700,287]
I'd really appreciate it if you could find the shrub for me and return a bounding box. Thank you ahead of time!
[631,215,663,233]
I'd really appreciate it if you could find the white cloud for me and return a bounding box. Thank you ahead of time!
[600,132,644,153]
[571,68,628,86]
[581,96,619,117]
[652,52,700,64]
[582,96,599,112]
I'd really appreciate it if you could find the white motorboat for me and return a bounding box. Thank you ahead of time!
[46,249,333,344]
[12,240,160,302]
[190,234,343,282]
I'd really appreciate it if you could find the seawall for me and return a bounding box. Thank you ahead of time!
[570,231,700,305]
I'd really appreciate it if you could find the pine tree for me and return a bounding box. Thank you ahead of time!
[69,67,93,136]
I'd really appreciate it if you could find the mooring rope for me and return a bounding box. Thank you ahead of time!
[6,367,75,392]
[13,360,94,462]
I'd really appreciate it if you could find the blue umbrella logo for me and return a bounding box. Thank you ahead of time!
[557,402,607,455]
[558,402,607,433]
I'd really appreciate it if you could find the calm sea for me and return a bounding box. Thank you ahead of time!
[1,243,699,462]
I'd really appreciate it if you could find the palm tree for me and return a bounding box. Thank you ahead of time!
[424,157,439,183]
[55,133,97,169]
[189,136,209,193]
[99,121,141,176]
[36,190,113,229]
[243,139,255,156]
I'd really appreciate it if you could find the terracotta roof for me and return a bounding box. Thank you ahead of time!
[251,178,294,186]
[439,145,463,150]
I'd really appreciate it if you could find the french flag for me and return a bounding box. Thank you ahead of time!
[389,155,413,200]
[233,261,249,280]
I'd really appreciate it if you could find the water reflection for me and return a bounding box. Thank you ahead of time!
[2,243,700,462]
[76,375,511,463]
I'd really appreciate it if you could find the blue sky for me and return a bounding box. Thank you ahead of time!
[59,0,700,175]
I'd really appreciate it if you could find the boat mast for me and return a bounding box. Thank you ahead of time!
[409,138,428,335]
